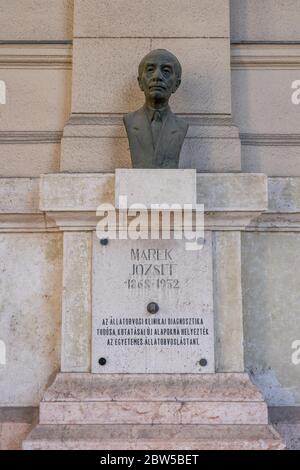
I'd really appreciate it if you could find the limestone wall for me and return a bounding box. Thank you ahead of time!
[0,1,72,177]
[242,232,300,406]
[0,232,62,405]
[0,2,71,406]
[231,0,300,176]
[231,0,300,405]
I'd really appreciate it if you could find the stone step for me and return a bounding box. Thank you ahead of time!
[39,400,268,425]
[43,373,264,402]
[23,424,285,450]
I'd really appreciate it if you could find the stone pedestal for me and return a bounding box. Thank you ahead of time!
[23,373,283,450]
[22,171,284,449]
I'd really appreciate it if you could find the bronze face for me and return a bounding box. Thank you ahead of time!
[138,50,181,107]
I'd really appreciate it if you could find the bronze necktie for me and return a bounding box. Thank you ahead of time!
[151,110,162,149]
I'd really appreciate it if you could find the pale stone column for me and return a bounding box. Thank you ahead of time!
[61,232,92,372]
[213,231,244,372]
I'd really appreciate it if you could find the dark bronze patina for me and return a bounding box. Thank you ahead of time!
[123,49,188,169]
[147,302,159,314]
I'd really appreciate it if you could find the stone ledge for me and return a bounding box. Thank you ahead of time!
[39,172,267,213]
[39,401,268,426]
[23,423,284,450]
[43,372,264,402]
[0,178,40,213]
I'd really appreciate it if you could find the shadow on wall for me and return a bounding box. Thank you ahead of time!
[0,80,6,104]
[0,339,6,365]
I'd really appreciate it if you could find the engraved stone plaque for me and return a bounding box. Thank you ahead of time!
[92,233,214,373]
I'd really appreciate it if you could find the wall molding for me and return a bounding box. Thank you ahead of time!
[0,131,63,144]
[0,44,72,69]
[67,113,233,127]
[240,133,300,147]
[231,43,300,70]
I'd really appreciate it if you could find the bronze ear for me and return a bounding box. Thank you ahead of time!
[137,76,144,92]
[172,78,181,93]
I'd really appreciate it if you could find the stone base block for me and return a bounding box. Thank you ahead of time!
[24,424,284,450]
[22,373,285,450]
[115,169,196,208]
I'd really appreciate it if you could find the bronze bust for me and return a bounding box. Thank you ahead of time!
[123,49,188,169]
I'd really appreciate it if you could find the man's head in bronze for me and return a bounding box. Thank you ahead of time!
[137,49,182,109]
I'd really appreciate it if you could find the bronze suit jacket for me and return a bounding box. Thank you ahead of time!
[123,105,188,168]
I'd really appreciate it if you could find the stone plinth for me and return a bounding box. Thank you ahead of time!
[21,170,284,450]
[21,424,285,451]
[23,373,284,450]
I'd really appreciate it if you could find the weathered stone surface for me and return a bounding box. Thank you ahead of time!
[39,173,267,213]
[0,45,71,177]
[40,401,267,425]
[272,424,300,450]
[39,174,115,211]
[60,123,241,173]
[23,423,285,450]
[0,406,37,449]
[23,371,285,449]
[180,134,241,172]
[72,38,230,114]
[43,373,265,402]
[61,232,92,372]
[0,234,62,405]
[61,136,131,173]
[231,0,300,42]
[152,39,231,114]
[241,146,300,178]
[0,0,73,40]
[197,173,268,211]
[213,232,244,372]
[0,178,40,213]
[72,38,150,114]
[0,422,33,450]
[0,67,71,131]
[115,169,196,208]
[268,177,300,213]
[232,67,300,134]
[74,0,229,38]
[0,143,60,177]
[242,233,300,406]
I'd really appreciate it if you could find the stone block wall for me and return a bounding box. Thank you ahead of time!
[0,0,72,176]
[230,0,300,411]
